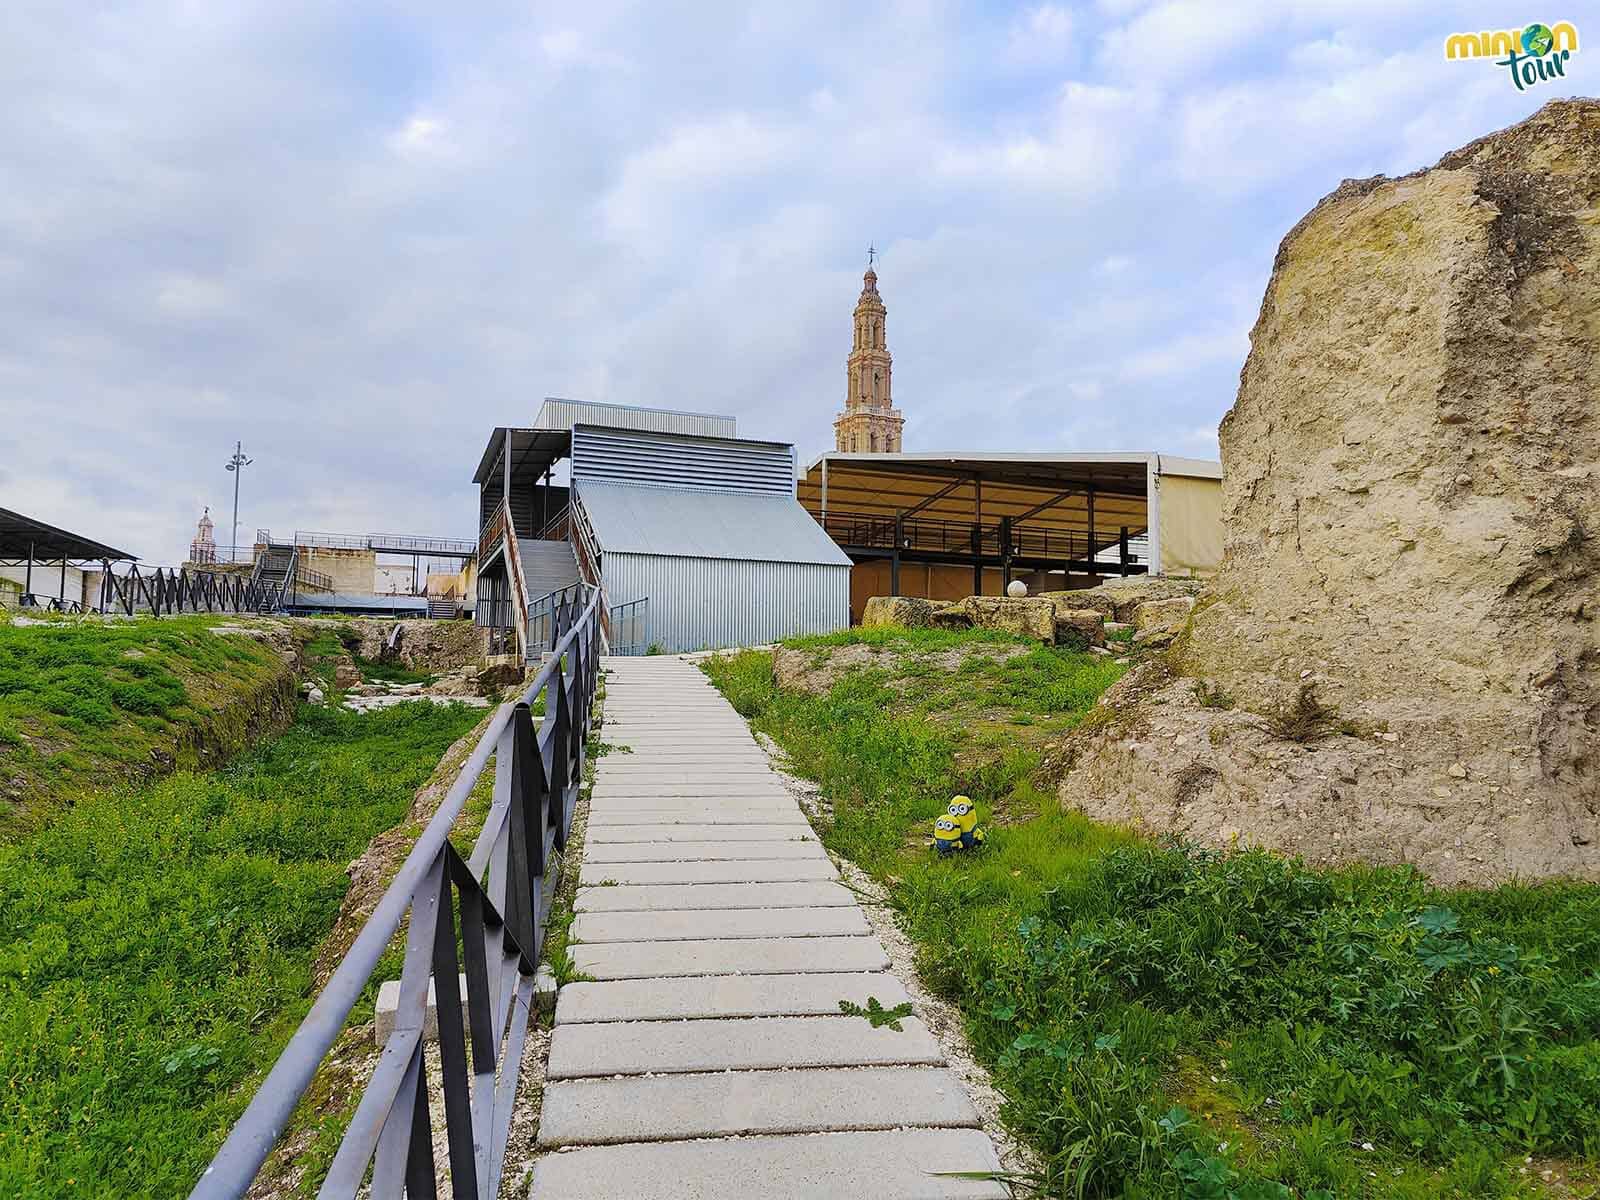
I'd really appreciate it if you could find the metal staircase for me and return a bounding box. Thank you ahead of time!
[427,593,458,619]
[249,543,298,613]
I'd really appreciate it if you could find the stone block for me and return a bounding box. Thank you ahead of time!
[1054,608,1106,648]
[944,595,1057,641]
[861,595,935,628]
[373,973,466,1044]
[1132,596,1196,646]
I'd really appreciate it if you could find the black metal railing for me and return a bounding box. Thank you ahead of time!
[286,530,479,557]
[101,563,281,616]
[296,562,335,592]
[193,584,603,1199]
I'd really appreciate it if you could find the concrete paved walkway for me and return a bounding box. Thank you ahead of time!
[529,656,1006,1199]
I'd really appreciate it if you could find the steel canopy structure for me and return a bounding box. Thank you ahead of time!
[0,506,135,563]
[0,506,136,612]
[797,450,1223,614]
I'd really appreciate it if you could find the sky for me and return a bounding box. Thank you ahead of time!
[0,2,1582,563]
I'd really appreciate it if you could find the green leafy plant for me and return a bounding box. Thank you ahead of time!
[838,996,915,1030]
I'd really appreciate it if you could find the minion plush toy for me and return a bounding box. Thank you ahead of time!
[933,816,962,855]
[947,796,979,849]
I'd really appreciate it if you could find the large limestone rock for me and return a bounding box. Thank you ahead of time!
[1058,101,1600,885]
[1039,577,1205,623]
[861,596,935,628]
[937,596,1057,642]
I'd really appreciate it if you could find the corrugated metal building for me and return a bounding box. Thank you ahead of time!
[575,480,850,651]
[474,399,850,657]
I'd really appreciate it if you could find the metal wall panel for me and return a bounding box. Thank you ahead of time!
[536,399,736,440]
[572,427,796,497]
[601,553,849,652]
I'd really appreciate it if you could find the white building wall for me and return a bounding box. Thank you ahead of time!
[0,562,85,603]
[602,553,849,653]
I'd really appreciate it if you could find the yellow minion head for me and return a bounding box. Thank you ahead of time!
[947,796,977,834]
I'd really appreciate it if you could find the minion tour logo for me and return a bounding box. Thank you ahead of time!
[1445,22,1579,90]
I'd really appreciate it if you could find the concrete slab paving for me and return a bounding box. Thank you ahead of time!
[571,905,869,944]
[537,1065,980,1146]
[590,784,796,797]
[530,657,1003,1199]
[583,838,826,863]
[554,970,909,1023]
[577,858,838,886]
[570,933,888,979]
[527,1128,1008,1199]
[585,808,809,826]
[547,1014,942,1077]
[585,823,818,842]
[573,880,855,913]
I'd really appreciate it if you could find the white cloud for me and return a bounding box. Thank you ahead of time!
[0,1,1565,561]
[388,115,447,156]
[1118,328,1250,382]
[939,81,1158,195]
[154,273,232,320]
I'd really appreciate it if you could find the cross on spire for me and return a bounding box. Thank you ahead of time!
[867,244,877,268]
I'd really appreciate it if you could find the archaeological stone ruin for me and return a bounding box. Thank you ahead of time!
[1054,99,1600,886]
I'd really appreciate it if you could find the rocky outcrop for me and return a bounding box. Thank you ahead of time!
[353,619,485,672]
[1057,101,1600,885]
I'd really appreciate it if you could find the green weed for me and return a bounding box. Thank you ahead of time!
[838,996,916,1030]
[701,639,1600,1199]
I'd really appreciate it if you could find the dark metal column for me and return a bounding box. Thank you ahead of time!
[891,515,902,596]
[1120,527,1131,576]
[25,542,33,597]
[1086,485,1096,581]
[972,476,983,595]
[1000,516,1013,589]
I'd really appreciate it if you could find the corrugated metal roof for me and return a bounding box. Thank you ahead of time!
[572,426,796,497]
[578,482,851,566]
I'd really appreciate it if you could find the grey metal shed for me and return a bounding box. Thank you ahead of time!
[474,402,851,658]
[574,481,851,652]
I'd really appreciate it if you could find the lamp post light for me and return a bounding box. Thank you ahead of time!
[224,441,253,561]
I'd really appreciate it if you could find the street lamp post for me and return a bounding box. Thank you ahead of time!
[225,441,253,561]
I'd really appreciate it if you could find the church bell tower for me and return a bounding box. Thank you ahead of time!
[833,252,904,453]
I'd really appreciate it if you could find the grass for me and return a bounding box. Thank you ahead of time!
[355,658,437,686]
[785,624,1036,653]
[702,631,1600,1200]
[0,616,289,835]
[0,700,485,1198]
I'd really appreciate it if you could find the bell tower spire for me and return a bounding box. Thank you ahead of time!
[833,249,904,453]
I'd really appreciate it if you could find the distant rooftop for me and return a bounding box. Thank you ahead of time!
[476,399,745,489]
[535,398,736,439]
